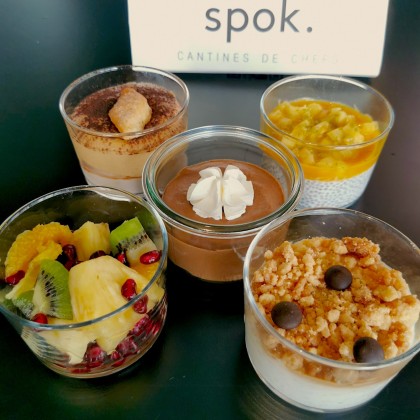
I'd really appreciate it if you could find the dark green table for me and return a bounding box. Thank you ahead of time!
[0,1,419,419]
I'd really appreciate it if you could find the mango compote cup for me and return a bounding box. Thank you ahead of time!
[0,186,168,378]
[260,75,394,208]
[142,125,303,283]
[59,65,189,195]
[243,208,420,412]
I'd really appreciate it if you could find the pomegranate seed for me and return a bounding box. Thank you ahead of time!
[90,250,106,259]
[71,364,91,374]
[110,351,125,367]
[63,244,77,261]
[5,270,25,285]
[64,259,78,270]
[32,313,48,324]
[121,279,137,300]
[151,321,162,335]
[130,315,150,336]
[140,250,161,265]
[117,252,128,265]
[83,342,107,368]
[116,336,139,357]
[58,244,78,270]
[133,295,148,314]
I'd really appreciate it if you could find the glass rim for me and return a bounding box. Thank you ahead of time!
[142,125,304,236]
[243,206,420,370]
[0,185,169,331]
[58,64,190,138]
[260,74,395,150]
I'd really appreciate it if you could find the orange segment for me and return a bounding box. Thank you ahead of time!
[5,242,63,300]
[5,222,73,277]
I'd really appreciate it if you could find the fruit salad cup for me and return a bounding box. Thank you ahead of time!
[244,208,420,412]
[0,186,168,378]
[260,75,394,208]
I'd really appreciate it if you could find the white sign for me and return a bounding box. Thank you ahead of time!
[128,0,389,77]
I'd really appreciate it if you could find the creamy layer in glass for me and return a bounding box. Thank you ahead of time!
[60,66,189,194]
[244,208,420,412]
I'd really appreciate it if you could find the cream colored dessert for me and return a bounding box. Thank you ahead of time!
[246,236,420,411]
[67,82,186,193]
[162,159,285,281]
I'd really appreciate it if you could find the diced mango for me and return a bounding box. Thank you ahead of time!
[265,99,386,181]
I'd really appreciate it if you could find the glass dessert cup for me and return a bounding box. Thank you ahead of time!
[143,125,303,283]
[243,208,420,412]
[59,65,189,194]
[260,75,394,208]
[0,186,168,378]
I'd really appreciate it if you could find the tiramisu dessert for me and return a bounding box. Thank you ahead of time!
[246,236,420,411]
[263,99,387,208]
[60,67,188,194]
[162,159,285,281]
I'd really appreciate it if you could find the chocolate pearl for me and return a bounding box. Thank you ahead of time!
[353,337,385,363]
[271,301,302,330]
[324,265,352,290]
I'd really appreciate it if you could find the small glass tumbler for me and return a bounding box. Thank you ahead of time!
[143,125,303,282]
[260,75,394,208]
[0,186,168,378]
[59,65,189,194]
[244,208,420,412]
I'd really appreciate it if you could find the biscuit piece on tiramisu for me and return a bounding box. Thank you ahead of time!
[108,87,152,133]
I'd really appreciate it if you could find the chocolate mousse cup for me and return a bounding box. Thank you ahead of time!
[59,65,189,194]
[142,125,303,282]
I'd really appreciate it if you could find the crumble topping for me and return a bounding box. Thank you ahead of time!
[252,237,420,369]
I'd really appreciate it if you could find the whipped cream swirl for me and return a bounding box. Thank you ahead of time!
[187,165,254,221]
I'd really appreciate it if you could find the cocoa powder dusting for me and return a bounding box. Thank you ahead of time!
[71,83,180,132]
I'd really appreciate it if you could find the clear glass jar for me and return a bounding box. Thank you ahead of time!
[0,186,168,378]
[59,65,189,194]
[244,208,420,412]
[143,125,303,282]
[260,75,394,208]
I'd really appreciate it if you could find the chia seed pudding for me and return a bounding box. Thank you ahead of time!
[298,166,375,208]
[260,76,394,208]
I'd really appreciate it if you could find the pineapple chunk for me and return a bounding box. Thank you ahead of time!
[39,318,97,364]
[73,221,111,261]
[68,256,164,352]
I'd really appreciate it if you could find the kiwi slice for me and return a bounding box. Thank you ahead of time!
[110,217,157,266]
[32,259,73,320]
[12,290,35,319]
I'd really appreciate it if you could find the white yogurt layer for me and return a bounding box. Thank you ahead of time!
[82,168,143,195]
[298,166,375,208]
[245,316,394,412]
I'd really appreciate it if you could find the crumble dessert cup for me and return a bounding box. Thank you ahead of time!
[0,186,168,378]
[244,208,420,412]
[260,75,394,208]
[143,126,303,282]
[59,65,189,194]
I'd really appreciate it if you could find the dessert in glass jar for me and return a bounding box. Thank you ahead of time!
[244,208,420,412]
[143,125,303,282]
[260,75,394,208]
[59,65,189,194]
